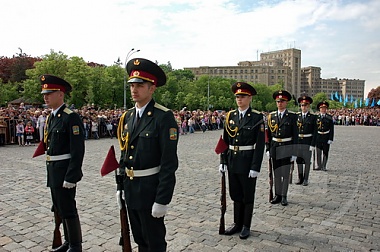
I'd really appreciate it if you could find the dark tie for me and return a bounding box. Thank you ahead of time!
[239,113,243,123]
[279,113,282,121]
[134,113,140,128]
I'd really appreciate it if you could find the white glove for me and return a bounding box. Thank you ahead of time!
[151,202,168,218]
[327,140,333,144]
[309,146,315,151]
[62,181,76,189]
[290,156,297,162]
[218,164,227,173]
[266,151,270,157]
[248,170,259,178]
[116,190,124,210]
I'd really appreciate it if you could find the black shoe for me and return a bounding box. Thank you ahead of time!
[50,241,69,252]
[239,226,250,239]
[295,179,303,185]
[314,167,321,170]
[67,244,82,252]
[281,196,288,206]
[303,180,309,186]
[224,224,242,235]
[270,195,282,204]
[322,167,327,171]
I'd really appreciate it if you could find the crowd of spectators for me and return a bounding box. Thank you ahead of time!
[0,103,379,146]
[0,103,228,146]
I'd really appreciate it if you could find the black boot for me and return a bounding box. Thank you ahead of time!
[239,204,253,239]
[224,202,243,235]
[50,241,69,252]
[281,196,288,206]
[270,194,282,204]
[66,218,82,252]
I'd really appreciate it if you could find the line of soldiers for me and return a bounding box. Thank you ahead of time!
[219,83,334,239]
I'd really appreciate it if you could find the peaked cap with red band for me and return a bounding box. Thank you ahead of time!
[231,82,257,96]
[273,90,292,101]
[317,100,329,109]
[298,95,313,105]
[126,58,167,87]
[40,74,72,94]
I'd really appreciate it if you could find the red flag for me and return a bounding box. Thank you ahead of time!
[215,135,228,154]
[100,145,120,176]
[32,141,46,158]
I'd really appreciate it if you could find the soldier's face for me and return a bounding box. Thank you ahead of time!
[130,82,156,108]
[276,100,287,110]
[319,107,327,114]
[235,94,252,110]
[300,103,310,113]
[43,91,64,110]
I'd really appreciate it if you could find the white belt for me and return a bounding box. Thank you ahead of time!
[46,154,71,161]
[229,145,255,151]
[272,137,292,143]
[318,130,330,134]
[126,166,160,180]
[298,134,312,138]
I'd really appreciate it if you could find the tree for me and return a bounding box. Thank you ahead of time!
[368,86,380,99]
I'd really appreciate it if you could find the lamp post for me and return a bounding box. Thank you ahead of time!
[123,48,140,110]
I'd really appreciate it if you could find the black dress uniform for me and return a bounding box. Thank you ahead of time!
[117,58,178,252]
[315,101,334,171]
[267,90,298,206]
[40,75,85,252]
[220,82,265,239]
[295,96,317,186]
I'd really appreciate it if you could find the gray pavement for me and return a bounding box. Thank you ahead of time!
[1,126,380,252]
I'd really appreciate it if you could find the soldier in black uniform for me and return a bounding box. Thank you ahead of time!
[295,96,317,186]
[267,90,298,206]
[116,58,179,252]
[40,75,85,252]
[315,101,334,171]
[219,82,265,239]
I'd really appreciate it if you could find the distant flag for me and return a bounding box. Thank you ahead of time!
[335,91,339,101]
[365,98,370,106]
[371,98,375,107]
[343,97,347,106]
[350,95,354,104]
[354,99,358,109]
[339,95,342,103]
[345,94,348,103]
[330,92,334,101]
[359,98,362,107]
[377,100,380,106]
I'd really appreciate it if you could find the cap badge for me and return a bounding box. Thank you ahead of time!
[41,76,46,81]
[43,84,48,88]
[279,91,283,94]
[133,71,140,77]
[279,95,283,98]
[237,83,241,87]
[134,59,140,65]
[238,89,241,93]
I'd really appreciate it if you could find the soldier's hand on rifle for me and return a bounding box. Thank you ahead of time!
[248,170,259,178]
[218,164,227,174]
[62,181,76,189]
[309,146,315,151]
[151,202,168,218]
[327,140,333,144]
[116,190,125,209]
[290,156,297,162]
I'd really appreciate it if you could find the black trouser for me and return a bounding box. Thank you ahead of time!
[228,172,257,204]
[128,208,166,252]
[270,143,292,196]
[50,187,78,219]
[316,142,330,169]
[296,144,312,181]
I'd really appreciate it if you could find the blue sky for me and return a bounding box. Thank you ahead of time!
[1,0,379,95]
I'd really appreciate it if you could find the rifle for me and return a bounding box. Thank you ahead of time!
[289,161,294,184]
[219,171,227,234]
[51,205,62,249]
[313,148,316,170]
[265,129,274,202]
[116,172,132,252]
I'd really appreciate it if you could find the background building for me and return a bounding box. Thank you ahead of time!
[185,48,365,100]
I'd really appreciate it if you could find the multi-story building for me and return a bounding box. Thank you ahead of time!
[185,48,365,100]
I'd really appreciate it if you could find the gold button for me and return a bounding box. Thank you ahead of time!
[234,152,237,155]
[235,139,238,142]
[237,133,240,136]
[129,156,133,160]
[131,145,134,149]
[145,133,149,136]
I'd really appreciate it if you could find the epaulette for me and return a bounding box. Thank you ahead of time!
[296,111,302,114]
[154,103,169,112]
[287,110,296,114]
[230,109,237,113]
[251,109,261,114]
[326,114,333,119]
[63,108,73,114]
[270,111,276,115]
